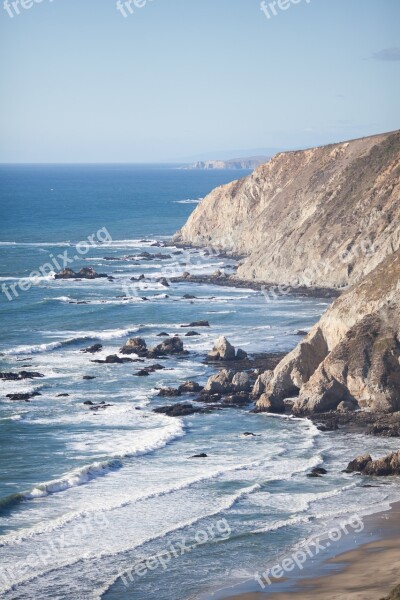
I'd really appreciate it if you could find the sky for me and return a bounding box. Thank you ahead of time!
[0,0,399,163]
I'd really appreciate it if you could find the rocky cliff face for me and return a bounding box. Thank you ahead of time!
[256,250,400,414]
[175,131,400,289]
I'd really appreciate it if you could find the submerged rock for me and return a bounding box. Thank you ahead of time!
[153,403,204,417]
[181,321,210,328]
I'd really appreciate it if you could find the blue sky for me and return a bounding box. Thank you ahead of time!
[0,0,399,162]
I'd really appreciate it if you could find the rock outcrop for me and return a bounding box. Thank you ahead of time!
[174,131,400,290]
[345,451,400,476]
[55,267,108,280]
[256,250,400,415]
[206,336,247,362]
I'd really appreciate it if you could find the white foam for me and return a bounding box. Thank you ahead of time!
[4,326,140,355]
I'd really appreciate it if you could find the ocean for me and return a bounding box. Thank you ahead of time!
[0,164,399,600]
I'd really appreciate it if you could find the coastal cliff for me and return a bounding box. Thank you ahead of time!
[256,250,400,414]
[174,131,400,290]
[174,131,400,416]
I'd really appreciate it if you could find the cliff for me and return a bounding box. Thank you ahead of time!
[174,131,400,290]
[256,250,400,414]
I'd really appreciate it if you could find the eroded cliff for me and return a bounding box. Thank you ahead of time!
[174,131,400,289]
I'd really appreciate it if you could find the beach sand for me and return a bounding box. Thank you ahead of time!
[222,503,400,600]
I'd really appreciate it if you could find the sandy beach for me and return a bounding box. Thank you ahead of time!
[222,503,400,600]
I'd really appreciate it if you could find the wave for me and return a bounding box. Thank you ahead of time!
[0,274,55,283]
[173,198,203,204]
[0,419,184,515]
[3,326,140,355]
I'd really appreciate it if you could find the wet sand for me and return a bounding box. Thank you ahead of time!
[221,503,400,600]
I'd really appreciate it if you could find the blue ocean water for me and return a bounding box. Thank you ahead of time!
[0,165,399,600]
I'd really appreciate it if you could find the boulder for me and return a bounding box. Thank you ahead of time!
[203,369,233,394]
[207,336,236,361]
[364,451,400,476]
[81,343,103,354]
[185,331,200,337]
[151,336,185,356]
[158,387,182,397]
[232,371,251,392]
[6,391,41,402]
[236,348,248,361]
[178,381,203,393]
[293,378,351,416]
[0,371,44,381]
[102,355,134,364]
[344,454,373,473]
[120,337,148,356]
[157,332,169,337]
[255,393,285,414]
[252,370,273,396]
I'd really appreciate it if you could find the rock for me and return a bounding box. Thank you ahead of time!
[178,381,204,393]
[337,399,358,413]
[0,371,44,381]
[307,472,321,478]
[7,392,41,401]
[89,404,113,411]
[382,584,400,600]
[153,403,203,417]
[364,451,400,476]
[296,330,308,336]
[344,454,373,473]
[157,332,169,337]
[83,375,96,380]
[223,392,252,406]
[159,277,170,287]
[181,321,210,328]
[130,274,145,281]
[231,371,251,392]
[182,272,191,279]
[183,294,197,299]
[83,400,94,405]
[312,467,328,475]
[81,343,103,354]
[190,453,208,458]
[173,131,400,291]
[207,336,236,361]
[57,393,69,397]
[203,369,233,394]
[293,378,351,416]
[252,370,273,396]
[134,370,150,377]
[185,331,200,337]
[145,364,166,372]
[95,355,134,364]
[243,432,260,437]
[236,348,248,361]
[120,337,148,356]
[158,387,182,397]
[255,393,285,414]
[55,267,107,280]
[151,336,185,356]
[259,254,400,416]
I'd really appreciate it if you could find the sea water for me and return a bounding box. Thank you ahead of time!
[0,165,399,600]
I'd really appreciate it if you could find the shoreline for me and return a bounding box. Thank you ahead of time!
[204,501,400,600]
